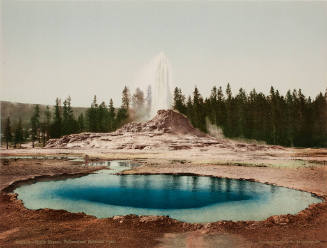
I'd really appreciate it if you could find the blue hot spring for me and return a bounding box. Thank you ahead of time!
[14,160,322,223]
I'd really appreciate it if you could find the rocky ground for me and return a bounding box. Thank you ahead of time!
[1,110,327,247]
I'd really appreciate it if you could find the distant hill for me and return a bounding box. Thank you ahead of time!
[1,101,88,130]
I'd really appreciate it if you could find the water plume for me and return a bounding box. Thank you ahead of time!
[134,52,173,119]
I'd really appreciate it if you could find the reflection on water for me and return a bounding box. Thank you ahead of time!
[14,160,322,223]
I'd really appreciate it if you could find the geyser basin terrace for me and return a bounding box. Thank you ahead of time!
[14,161,322,223]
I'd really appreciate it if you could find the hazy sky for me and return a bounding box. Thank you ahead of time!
[1,1,327,107]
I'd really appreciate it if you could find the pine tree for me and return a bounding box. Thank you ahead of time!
[77,113,85,133]
[87,95,99,132]
[115,88,131,128]
[216,86,225,127]
[115,108,128,129]
[224,83,233,137]
[173,87,186,114]
[269,86,277,144]
[62,96,77,135]
[122,86,130,110]
[285,90,295,146]
[14,118,23,148]
[50,98,62,138]
[192,87,204,130]
[208,86,218,125]
[44,106,51,142]
[235,88,247,137]
[108,99,116,131]
[186,96,193,124]
[62,98,69,135]
[30,105,40,148]
[40,122,46,147]
[98,101,108,132]
[248,89,257,139]
[4,117,12,149]
[23,128,29,142]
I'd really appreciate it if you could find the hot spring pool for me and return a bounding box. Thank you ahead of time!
[14,160,322,223]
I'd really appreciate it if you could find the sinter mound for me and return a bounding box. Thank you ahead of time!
[118,110,206,137]
[46,109,280,151]
[46,109,220,150]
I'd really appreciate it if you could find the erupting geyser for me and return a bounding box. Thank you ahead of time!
[151,52,173,117]
[136,52,173,118]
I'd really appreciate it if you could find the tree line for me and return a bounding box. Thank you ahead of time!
[173,84,327,147]
[2,86,135,148]
[3,84,327,148]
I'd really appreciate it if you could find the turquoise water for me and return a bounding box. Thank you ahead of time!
[14,160,322,223]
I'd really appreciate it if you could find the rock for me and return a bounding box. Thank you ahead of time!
[139,216,162,223]
[268,215,290,225]
[112,216,125,223]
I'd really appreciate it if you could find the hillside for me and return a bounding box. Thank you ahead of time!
[0,101,88,130]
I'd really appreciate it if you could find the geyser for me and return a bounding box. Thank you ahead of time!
[151,52,173,117]
[136,52,173,118]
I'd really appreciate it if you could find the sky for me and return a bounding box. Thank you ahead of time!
[1,0,327,107]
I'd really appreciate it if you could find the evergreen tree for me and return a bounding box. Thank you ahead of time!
[62,98,70,135]
[14,118,23,148]
[192,87,202,130]
[173,87,186,114]
[77,113,85,133]
[62,96,77,135]
[224,83,233,136]
[40,122,46,147]
[208,86,218,125]
[269,86,277,144]
[235,88,247,137]
[216,86,225,127]
[285,90,295,146]
[122,86,130,110]
[247,89,257,139]
[108,99,116,131]
[30,105,40,148]
[23,128,29,142]
[87,95,99,132]
[50,98,62,138]
[312,91,327,146]
[44,106,51,142]
[186,95,193,123]
[4,117,12,149]
[115,108,128,128]
[98,101,108,132]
